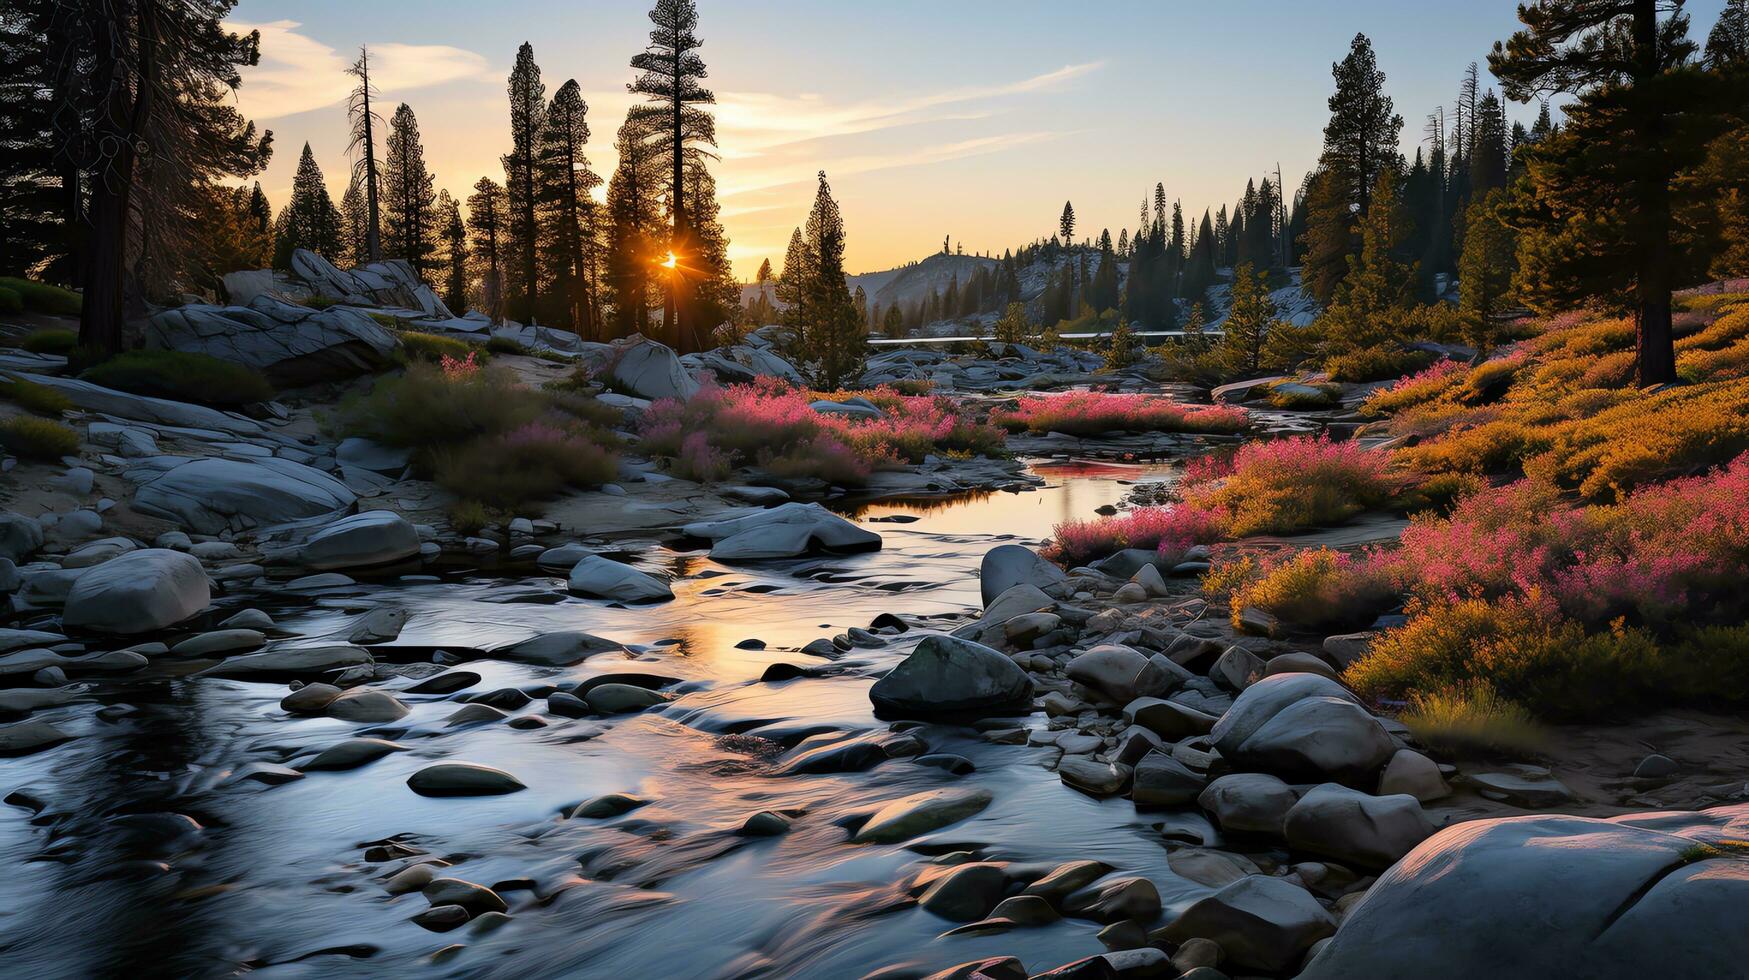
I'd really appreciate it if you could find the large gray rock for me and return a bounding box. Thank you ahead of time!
[0,511,44,562]
[566,555,673,602]
[295,511,421,570]
[1067,644,1185,703]
[13,373,267,436]
[129,456,355,534]
[1198,773,1300,835]
[61,550,210,634]
[1210,672,1395,782]
[1283,783,1436,870]
[682,345,804,385]
[1300,804,1749,980]
[144,295,398,385]
[611,337,700,401]
[682,502,880,559]
[491,631,625,666]
[980,544,1067,606]
[288,249,452,317]
[869,634,1032,718]
[1160,874,1336,973]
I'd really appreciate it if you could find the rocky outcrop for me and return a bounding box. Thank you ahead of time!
[682,502,881,560]
[128,456,356,534]
[61,549,210,634]
[566,555,674,602]
[144,295,398,385]
[288,249,452,318]
[611,336,701,401]
[1300,804,1749,980]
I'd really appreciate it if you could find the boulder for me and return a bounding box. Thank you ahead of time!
[1123,696,1218,738]
[981,583,1056,626]
[129,456,355,534]
[61,550,210,634]
[0,510,44,562]
[296,511,421,570]
[1283,783,1436,870]
[1067,645,1185,703]
[1159,874,1335,973]
[1378,749,1449,802]
[490,631,624,666]
[1131,750,1207,807]
[1299,804,1749,980]
[979,544,1067,606]
[918,862,1010,921]
[144,295,398,384]
[199,644,372,679]
[1059,757,1133,796]
[868,634,1032,718]
[1198,773,1299,835]
[682,502,881,559]
[566,555,673,602]
[1210,672,1395,782]
[611,337,700,400]
[406,762,525,796]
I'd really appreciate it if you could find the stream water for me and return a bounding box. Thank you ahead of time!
[0,461,1231,980]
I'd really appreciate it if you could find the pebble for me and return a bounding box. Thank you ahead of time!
[739,810,792,836]
[407,762,527,797]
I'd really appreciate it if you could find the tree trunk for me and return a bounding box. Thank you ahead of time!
[1632,0,1677,386]
[362,53,382,263]
[79,0,156,357]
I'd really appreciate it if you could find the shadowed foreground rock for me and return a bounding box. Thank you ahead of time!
[1299,804,1749,979]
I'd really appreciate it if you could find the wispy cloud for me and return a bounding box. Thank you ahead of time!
[717,132,1060,199]
[228,20,492,121]
[711,61,1104,156]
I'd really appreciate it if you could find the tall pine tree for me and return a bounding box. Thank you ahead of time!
[467,177,509,322]
[273,143,342,268]
[1302,33,1403,304]
[536,79,600,335]
[345,47,384,263]
[383,104,436,276]
[504,42,546,323]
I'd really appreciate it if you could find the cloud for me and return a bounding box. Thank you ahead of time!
[717,132,1059,200]
[711,60,1104,156]
[228,20,492,121]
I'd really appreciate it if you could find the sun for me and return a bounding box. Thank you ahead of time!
[659,250,678,269]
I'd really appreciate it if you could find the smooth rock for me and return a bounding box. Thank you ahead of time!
[61,549,210,634]
[567,555,673,602]
[868,634,1032,719]
[980,544,1068,606]
[853,787,993,843]
[1198,773,1299,835]
[1159,874,1335,973]
[406,763,526,797]
[1283,783,1436,870]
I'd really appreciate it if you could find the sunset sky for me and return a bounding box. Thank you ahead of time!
[227,0,1733,277]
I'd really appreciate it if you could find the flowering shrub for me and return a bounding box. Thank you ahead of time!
[440,350,481,380]
[1360,358,1466,416]
[336,362,546,450]
[994,390,1249,437]
[674,431,733,483]
[1220,547,1404,631]
[1181,435,1403,537]
[1042,504,1224,567]
[1397,456,1749,626]
[639,378,1002,485]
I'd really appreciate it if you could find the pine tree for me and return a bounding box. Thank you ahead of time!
[882,303,906,338]
[756,257,773,283]
[1302,33,1404,304]
[467,177,509,322]
[246,184,273,237]
[1707,0,1749,66]
[1469,90,1510,196]
[1220,262,1277,375]
[628,0,722,352]
[383,104,436,276]
[790,172,865,388]
[1491,0,1721,384]
[1319,168,1419,355]
[0,4,63,276]
[993,302,1029,345]
[345,47,385,263]
[340,177,368,265]
[190,184,272,294]
[1458,188,1517,352]
[1106,317,1137,369]
[504,42,546,323]
[1060,201,1076,243]
[437,190,468,314]
[53,2,273,352]
[274,143,343,269]
[536,79,600,334]
[605,114,663,336]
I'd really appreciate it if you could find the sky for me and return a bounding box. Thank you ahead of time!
[226,0,1733,278]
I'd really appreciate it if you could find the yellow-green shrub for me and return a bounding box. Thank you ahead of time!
[1225,547,1402,631]
[0,416,79,459]
[1400,680,1546,758]
[0,379,71,415]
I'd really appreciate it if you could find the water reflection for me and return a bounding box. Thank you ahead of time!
[2,461,1215,978]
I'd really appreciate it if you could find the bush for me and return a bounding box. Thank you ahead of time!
[335,362,545,452]
[672,431,734,482]
[485,336,527,356]
[1325,347,1438,383]
[1223,547,1402,632]
[1344,597,1663,720]
[1399,680,1547,758]
[638,378,1003,486]
[80,350,273,407]
[0,277,81,316]
[0,415,79,459]
[400,331,481,364]
[0,287,20,314]
[1361,358,1467,416]
[0,379,71,415]
[994,390,1249,436]
[19,329,78,355]
[1182,435,1403,537]
[433,422,617,510]
[1044,504,1225,567]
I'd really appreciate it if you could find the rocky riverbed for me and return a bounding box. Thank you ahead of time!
[4,253,1746,978]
